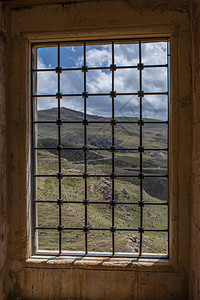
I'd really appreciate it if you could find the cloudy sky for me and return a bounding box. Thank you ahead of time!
[35,41,168,120]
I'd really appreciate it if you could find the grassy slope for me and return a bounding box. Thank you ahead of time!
[37,107,167,149]
[36,108,168,254]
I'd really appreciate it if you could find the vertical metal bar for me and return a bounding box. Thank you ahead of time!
[167,38,170,257]
[31,45,37,253]
[83,43,88,254]
[139,41,143,256]
[111,42,115,255]
[57,44,62,254]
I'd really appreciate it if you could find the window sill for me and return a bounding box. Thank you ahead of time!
[26,252,173,272]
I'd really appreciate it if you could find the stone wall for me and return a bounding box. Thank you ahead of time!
[190,0,200,299]
[0,2,8,300]
[0,0,199,299]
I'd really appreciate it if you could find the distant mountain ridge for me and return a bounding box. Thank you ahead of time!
[38,107,162,122]
[37,107,167,150]
[38,107,107,121]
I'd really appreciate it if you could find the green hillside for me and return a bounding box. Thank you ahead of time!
[37,107,167,149]
[35,107,168,254]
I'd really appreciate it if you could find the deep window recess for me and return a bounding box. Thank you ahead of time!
[31,38,170,258]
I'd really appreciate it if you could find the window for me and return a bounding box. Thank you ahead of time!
[31,38,169,258]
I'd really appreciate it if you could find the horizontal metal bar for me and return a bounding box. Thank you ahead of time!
[34,200,168,205]
[36,227,58,230]
[35,227,168,232]
[34,147,58,150]
[33,120,168,125]
[35,227,82,230]
[34,147,83,150]
[117,228,168,232]
[32,64,168,72]
[137,148,168,151]
[89,228,111,231]
[34,174,112,178]
[33,94,91,98]
[144,229,168,232]
[32,67,109,72]
[32,68,57,72]
[33,121,83,124]
[143,64,168,68]
[89,147,168,151]
[34,174,81,178]
[117,174,168,178]
[116,64,168,69]
[35,200,60,203]
[144,121,168,124]
[32,92,168,98]
[34,146,168,151]
[32,68,82,72]
[144,92,168,96]
[86,121,168,124]
[34,174,168,178]
[141,202,168,206]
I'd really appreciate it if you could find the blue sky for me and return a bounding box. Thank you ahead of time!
[36,42,168,120]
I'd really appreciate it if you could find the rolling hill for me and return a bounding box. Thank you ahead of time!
[35,107,168,254]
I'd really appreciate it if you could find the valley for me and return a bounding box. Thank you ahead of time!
[35,107,168,254]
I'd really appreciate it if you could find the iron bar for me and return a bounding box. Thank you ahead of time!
[57,44,63,254]
[34,174,168,178]
[83,43,88,254]
[31,46,37,254]
[32,38,169,258]
[35,226,168,232]
[33,120,168,124]
[34,200,168,206]
[139,41,143,257]
[32,64,168,72]
[32,92,168,98]
[34,147,168,151]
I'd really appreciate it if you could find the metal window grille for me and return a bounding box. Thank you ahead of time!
[31,38,170,258]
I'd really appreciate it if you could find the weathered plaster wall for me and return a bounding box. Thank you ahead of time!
[0,0,195,299]
[12,263,189,300]
[0,2,9,300]
[190,0,200,299]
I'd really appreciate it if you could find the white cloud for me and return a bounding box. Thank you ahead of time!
[37,58,57,95]
[142,42,167,65]
[86,45,111,67]
[115,43,139,66]
[36,42,168,120]
[71,46,75,53]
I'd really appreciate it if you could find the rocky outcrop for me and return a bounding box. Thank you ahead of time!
[98,178,119,201]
